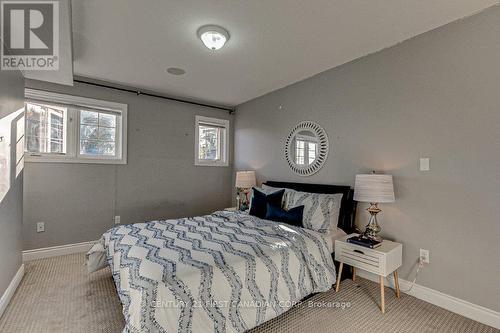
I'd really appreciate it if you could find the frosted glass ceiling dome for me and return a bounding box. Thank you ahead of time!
[197,25,230,50]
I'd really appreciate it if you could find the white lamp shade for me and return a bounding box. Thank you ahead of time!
[235,171,256,188]
[354,174,395,203]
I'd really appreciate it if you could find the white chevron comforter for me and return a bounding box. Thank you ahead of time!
[87,211,336,333]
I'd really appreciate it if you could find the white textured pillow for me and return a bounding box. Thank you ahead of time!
[285,189,343,234]
[259,184,284,195]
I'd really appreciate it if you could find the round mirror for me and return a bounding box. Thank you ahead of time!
[284,121,329,176]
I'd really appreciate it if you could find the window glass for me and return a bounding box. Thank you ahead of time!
[79,110,118,157]
[198,125,221,161]
[295,140,305,165]
[308,142,317,164]
[25,102,67,154]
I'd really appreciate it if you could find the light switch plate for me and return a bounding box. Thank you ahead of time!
[420,158,430,171]
[420,248,430,264]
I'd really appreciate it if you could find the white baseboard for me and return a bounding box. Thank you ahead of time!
[0,264,24,319]
[22,241,96,262]
[356,269,500,330]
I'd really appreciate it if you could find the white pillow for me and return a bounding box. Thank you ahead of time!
[284,189,343,234]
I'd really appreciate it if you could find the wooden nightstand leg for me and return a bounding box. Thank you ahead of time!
[393,270,400,298]
[352,267,356,282]
[335,263,343,292]
[379,275,385,314]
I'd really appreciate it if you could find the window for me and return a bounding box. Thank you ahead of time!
[295,140,305,165]
[294,135,318,166]
[26,102,67,154]
[195,115,229,166]
[308,142,317,164]
[25,89,127,164]
[79,110,118,157]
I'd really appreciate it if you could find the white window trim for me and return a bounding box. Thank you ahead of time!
[24,88,128,164]
[195,115,229,167]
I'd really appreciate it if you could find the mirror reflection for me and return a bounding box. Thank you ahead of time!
[292,130,319,166]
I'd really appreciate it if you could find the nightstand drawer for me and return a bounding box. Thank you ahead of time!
[336,244,383,274]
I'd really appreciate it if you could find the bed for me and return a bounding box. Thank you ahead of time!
[87,181,356,333]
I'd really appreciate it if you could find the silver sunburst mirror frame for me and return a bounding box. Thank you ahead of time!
[284,121,329,176]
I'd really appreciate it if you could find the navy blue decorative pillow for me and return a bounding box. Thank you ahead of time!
[249,188,285,219]
[265,203,304,227]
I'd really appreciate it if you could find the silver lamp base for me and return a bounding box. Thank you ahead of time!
[363,203,383,242]
[237,187,251,211]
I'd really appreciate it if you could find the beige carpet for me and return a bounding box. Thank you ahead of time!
[0,254,497,333]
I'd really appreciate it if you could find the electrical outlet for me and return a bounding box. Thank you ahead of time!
[114,216,121,224]
[420,158,430,171]
[36,222,45,233]
[420,248,430,264]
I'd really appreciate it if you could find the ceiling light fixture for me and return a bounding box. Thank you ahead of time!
[197,25,230,51]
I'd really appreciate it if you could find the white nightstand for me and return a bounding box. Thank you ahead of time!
[335,234,403,313]
[224,207,238,212]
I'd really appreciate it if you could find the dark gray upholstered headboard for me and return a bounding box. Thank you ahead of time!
[263,181,357,234]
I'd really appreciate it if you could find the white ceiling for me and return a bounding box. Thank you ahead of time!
[72,0,499,107]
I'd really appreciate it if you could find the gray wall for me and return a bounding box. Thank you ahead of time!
[234,7,500,311]
[24,78,233,250]
[0,69,24,297]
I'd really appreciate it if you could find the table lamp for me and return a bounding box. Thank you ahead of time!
[354,173,395,242]
[235,171,256,210]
